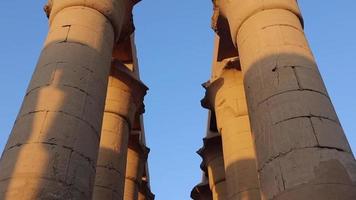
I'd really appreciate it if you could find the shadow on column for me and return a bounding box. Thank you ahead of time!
[244,52,356,200]
[224,159,260,200]
[0,38,111,199]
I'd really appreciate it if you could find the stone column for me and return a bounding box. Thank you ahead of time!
[214,0,356,199]
[0,1,137,199]
[124,133,149,200]
[198,134,228,200]
[191,177,213,200]
[203,34,260,199]
[93,59,147,199]
[203,68,261,200]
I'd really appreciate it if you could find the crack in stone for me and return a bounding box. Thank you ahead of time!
[278,161,286,191]
[262,23,303,33]
[5,142,96,170]
[0,175,87,198]
[291,66,302,89]
[25,83,99,107]
[309,117,320,146]
[16,110,100,139]
[62,84,91,97]
[273,115,339,126]
[62,25,71,43]
[96,164,122,174]
[257,89,330,107]
[94,184,120,194]
[258,146,349,173]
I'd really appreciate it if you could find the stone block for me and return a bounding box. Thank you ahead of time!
[294,66,328,95]
[260,148,356,199]
[312,117,352,153]
[256,90,338,125]
[255,117,318,170]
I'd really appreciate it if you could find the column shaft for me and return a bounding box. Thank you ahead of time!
[214,69,261,200]
[207,146,228,200]
[93,64,140,200]
[199,134,228,200]
[217,0,356,199]
[0,5,115,199]
[124,137,147,200]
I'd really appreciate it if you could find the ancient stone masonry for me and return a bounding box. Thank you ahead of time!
[93,35,153,200]
[0,1,153,200]
[1,1,356,200]
[193,0,356,199]
[193,34,261,200]
[197,117,228,200]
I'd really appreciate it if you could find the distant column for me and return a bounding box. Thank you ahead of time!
[198,134,228,200]
[93,59,147,200]
[213,0,356,199]
[203,68,261,200]
[0,1,138,199]
[124,133,149,200]
[202,34,261,200]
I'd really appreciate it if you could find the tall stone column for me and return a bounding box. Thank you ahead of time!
[213,0,356,199]
[124,133,149,200]
[203,68,261,200]
[202,34,260,199]
[198,134,228,200]
[0,1,138,199]
[92,58,147,199]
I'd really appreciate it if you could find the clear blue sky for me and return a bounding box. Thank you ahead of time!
[0,1,355,199]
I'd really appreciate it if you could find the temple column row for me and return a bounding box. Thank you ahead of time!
[193,34,260,200]
[94,33,153,200]
[92,59,147,199]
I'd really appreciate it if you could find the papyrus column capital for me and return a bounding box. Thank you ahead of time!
[105,62,148,127]
[197,134,223,165]
[211,0,303,45]
[45,0,140,41]
[201,66,244,115]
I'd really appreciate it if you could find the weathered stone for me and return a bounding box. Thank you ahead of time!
[0,1,141,199]
[210,1,356,199]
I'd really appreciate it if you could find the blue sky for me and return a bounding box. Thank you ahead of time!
[0,1,355,199]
